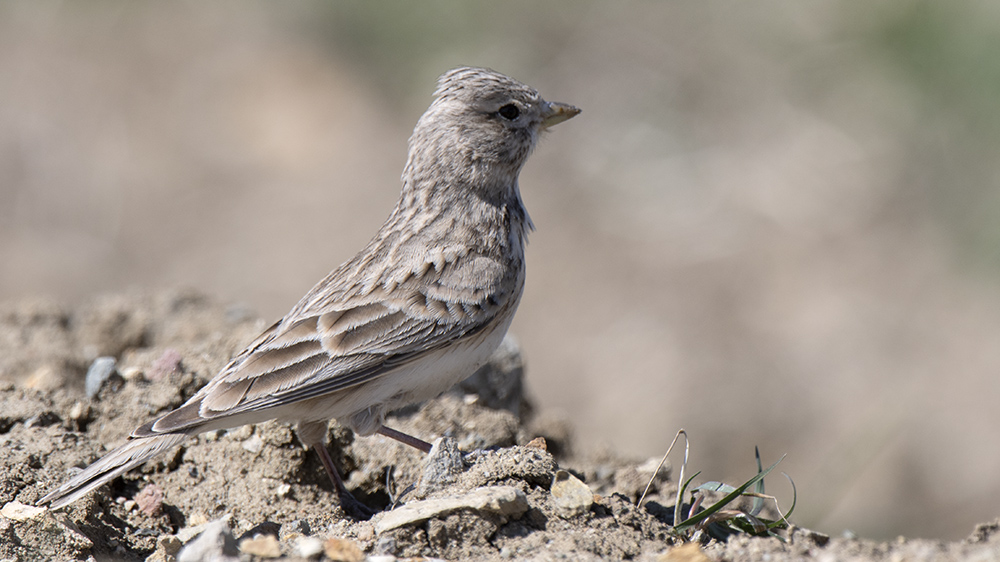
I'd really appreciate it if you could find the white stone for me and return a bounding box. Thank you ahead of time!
[375,486,528,534]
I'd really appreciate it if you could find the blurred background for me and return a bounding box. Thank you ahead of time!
[3,1,1000,540]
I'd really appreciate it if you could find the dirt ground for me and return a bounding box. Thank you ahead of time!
[10,3,1000,542]
[1,291,999,561]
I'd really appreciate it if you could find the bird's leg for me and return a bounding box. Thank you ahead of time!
[297,420,374,519]
[312,442,351,498]
[376,426,433,453]
[312,443,375,520]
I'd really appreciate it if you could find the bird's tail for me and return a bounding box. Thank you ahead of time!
[38,433,189,510]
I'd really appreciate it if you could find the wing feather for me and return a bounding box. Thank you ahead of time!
[136,251,520,436]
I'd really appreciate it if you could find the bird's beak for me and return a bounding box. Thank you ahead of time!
[540,101,581,129]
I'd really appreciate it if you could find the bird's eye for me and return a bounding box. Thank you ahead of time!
[497,104,520,120]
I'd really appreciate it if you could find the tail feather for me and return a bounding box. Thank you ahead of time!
[39,433,189,510]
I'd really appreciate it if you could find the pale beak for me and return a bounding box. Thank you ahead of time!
[540,101,581,129]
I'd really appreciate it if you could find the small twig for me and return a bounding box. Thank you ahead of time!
[637,429,688,513]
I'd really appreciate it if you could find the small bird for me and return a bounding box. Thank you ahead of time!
[39,66,579,515]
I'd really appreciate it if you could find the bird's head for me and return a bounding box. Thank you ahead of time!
[403,66,580,203]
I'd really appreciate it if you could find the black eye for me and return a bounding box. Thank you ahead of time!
[497,104,520,120]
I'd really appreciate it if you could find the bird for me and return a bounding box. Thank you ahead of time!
[38,66,580,516]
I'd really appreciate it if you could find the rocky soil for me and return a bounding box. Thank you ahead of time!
[1,290,998,561]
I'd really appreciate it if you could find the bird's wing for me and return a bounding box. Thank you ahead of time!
[133,253,519,437]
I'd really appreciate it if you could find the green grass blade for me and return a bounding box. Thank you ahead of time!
[673,454,786,533]
[751,446,765,516]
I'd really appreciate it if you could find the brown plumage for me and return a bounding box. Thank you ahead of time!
[39,66,579,513]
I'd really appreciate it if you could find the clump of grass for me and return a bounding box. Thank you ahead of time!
[638,430,795,540]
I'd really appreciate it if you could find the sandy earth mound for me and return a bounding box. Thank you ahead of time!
[1,290,998,561]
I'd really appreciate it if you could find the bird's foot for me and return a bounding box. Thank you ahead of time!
[337,490,376,520]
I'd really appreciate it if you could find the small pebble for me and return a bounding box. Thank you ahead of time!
[148,348,183,381]
[135,484,164,516]
[417,437,464,496]
[0,501,46,521]
[525,437,547,450]
[177,518,238,562]
[295,536,324,559]
[157,535,182,556]
[239,534,281,558]
[550,470,594,518]
[68,401,90,422]
[85,356,118,398]
[120,366,144,381]
[242,434,264,453]
[323,537,365,562]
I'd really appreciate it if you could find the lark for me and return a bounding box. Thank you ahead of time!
[39,66,579,516]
